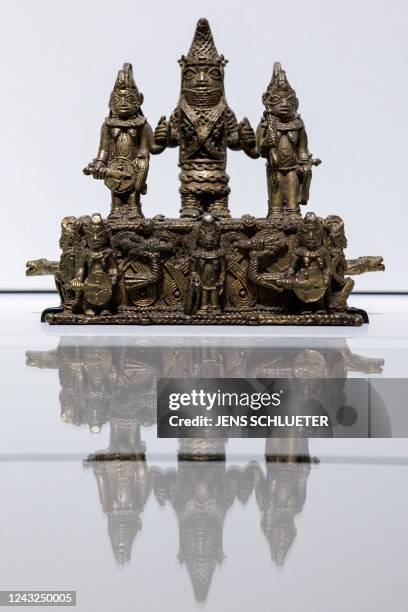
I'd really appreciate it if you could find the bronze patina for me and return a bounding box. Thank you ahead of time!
[257,62,321,221]
[152,18,258,219]
[83,63,152,221]
[27,17,384,325]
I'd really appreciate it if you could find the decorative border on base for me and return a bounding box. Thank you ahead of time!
[45,310,364,326]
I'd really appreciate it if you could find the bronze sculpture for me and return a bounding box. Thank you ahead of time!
[27,18,384,325]
[152,17,258,219]
[257,62,320,221]
[68,214,118,316]
[185,214,226,314]
[276,212,332,311]
[26,337,386,596]
[83,63,152,221]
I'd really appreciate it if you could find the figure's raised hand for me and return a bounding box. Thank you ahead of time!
[83,160,106,179]
[69,278,83,291]
[154,116,168,146]
[92,160,107,180]
[238,117,256,149]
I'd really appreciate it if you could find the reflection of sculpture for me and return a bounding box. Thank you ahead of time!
[26,337,386,600]
[257,63,320,220]
[85,421,152,566]
[83,63,152,221]
[154,441,311,599]
[27,18,384,325]
[154,439,232,602]
[252,439,312,566]
[26,337,385,431]
[153,18,258,219]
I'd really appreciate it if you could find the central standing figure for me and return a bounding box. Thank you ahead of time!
[152,18,258,219]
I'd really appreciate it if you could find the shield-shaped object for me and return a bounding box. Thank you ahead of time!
[84,271,113,306]
[294,267,327,303]
[104,158,135,194]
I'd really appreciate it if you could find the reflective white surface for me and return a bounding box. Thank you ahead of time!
[0,294,407,611]
[1,459,407,612]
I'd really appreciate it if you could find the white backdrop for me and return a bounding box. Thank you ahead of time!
[2,0,406,290]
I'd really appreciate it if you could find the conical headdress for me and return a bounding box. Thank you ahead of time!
[265,62,297,98]
[113,63,140,94]
[180,18,227,66]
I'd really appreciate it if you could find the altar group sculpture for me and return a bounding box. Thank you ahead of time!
[27,18,384,325]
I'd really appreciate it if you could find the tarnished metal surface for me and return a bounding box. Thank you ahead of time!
[26,18,384,325]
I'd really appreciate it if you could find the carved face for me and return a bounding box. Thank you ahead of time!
[182,63,223,106]
[198,230,219,250]
[87,230,108,250]
[109,88,141,118]
[324,217,347,249]
[299,224,323,250]
[265,89,298,120]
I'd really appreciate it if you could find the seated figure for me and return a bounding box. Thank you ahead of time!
[69,214,118,317]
